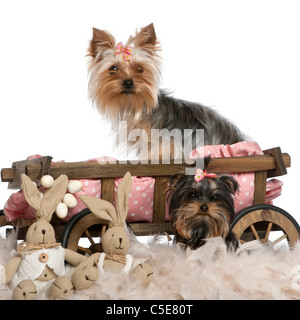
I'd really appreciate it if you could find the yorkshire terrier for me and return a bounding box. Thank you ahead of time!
[168,158,240,250]
[87,23,245,160]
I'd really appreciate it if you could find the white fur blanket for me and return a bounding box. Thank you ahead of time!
[1,231,300,300]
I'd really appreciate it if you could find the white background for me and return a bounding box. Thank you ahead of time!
[0,0,299,223]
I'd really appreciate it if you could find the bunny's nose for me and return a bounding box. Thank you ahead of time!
[42,229,46,235]
[119,238,123,245]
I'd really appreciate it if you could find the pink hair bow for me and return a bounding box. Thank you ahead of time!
[194,169,217,182]
[115,42,133,61]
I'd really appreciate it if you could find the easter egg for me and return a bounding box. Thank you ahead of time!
[41,175,54,188]
[56,202,68,219]
[68,180,83,194]
[63,193,78,208]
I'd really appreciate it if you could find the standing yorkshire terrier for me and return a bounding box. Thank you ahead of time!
[87,23,245,160]
[168,158,239,250]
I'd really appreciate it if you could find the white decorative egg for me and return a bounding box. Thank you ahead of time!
[41,175,54,188]
[67,180,83,194]
[55,202,68,219]
[63,193,78,208]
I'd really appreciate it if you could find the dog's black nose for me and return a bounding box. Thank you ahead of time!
[123,79,134,90]
[200,204,208,212]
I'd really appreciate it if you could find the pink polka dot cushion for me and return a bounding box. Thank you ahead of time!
[3,156,155,223]
[63,178,101,222]
[3,177,102,223]
[114,176,155,222]
[190,141,283,213]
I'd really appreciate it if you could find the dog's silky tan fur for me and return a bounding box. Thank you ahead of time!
[87,23,244,159]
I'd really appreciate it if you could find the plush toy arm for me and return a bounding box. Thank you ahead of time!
[64,248,87,267]
[4,255,22,284]
[72,253,101,290]
[132,261,153,287]
[0,265,6,289]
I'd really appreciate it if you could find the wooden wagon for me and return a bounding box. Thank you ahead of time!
[1,146,299,254]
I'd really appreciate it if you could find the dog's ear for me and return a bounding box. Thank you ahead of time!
[88,28,116,60]
[218,175,239,195]
[167,172,185,191]
[203,156,212,171]
[133,23,159,51]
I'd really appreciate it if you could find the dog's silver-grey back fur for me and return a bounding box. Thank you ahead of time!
[151,90,245,146]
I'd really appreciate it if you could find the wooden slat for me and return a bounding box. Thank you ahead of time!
[101,178,114,203]
[0,152,291,183]
[129,222,174,236]
[25,162,187,181]
[253,171,267,205]
[263,147,287,178]
[153,177,168,223]
[1,168,15,183]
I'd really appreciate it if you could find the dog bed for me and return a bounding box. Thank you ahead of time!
[0,231,300,300]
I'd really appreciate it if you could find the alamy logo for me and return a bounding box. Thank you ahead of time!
[99,121,205,174]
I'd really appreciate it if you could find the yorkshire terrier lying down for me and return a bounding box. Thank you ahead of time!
[87,23,245,160]
[168,157,240,250]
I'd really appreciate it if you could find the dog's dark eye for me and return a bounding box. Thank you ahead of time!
[188,193,197,199]
[137,67,144,73]
[109,66,119,71]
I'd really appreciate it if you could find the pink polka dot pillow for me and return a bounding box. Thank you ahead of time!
[63,178,101,222]
[3,178,102,223]
[190,141,283,213]
[114,176,155,222]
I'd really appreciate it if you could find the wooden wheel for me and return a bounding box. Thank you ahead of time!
[60,209,108,255]
[231,204,300,249]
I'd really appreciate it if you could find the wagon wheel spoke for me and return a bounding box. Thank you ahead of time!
[250,224,260,241]
[77,245,92,254]
[272,234,287,246]
[85,229,95,246]
[264,222,273,243]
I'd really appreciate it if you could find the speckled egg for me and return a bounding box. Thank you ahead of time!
[41,175,54,188]
[63,193,78,208]
[67,180,83,194]
[55,202,68,219]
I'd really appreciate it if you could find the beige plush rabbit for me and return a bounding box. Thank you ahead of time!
[72,172,153,289]
[3,174,93,300]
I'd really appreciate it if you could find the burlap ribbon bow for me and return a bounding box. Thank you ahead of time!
[104,254,127,265]
[17,240,61,255]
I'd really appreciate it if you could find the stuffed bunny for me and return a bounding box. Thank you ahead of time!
[72,172,153,290]
[2,174,95,300]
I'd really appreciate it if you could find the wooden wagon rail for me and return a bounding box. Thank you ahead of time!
[1,151,290,182]
[0,147,291,236]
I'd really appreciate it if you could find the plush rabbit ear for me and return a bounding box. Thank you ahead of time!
[115,172,133,226]
[79,195,116,227]
[41,174,68,221]
[21,174,43,216]
[21,174,68,221]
